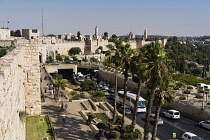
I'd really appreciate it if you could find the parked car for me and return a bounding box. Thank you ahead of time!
[77,75,84,82]
[103,86,109,90]
[163,109,180,119]
[103,90,109,96]
[150,114,163,125]
[199,120,210,129]
[118,106,131,114]
[181,132,201,140]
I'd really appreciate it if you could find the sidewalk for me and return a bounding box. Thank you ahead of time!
[40,66,96,140]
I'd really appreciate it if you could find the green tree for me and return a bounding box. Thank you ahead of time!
[80,79,96,91]
[11,30,21,37]
[130,52,147,132]
[90,57,98,63]
[77,31,81,40]
[53,80,66,101]
[105,42,122,123]
[53,71,63,80]
[141,42,168,140]
[116,40,135,128]
[82,57,88,62]
[0,48,7,57]
[56,54,63,61]
[68,47,81,55]
[151,76,175,140]
[47,56,54,63]
[71,56,78,61]
[64,56,70,63]
[104,32,108,38]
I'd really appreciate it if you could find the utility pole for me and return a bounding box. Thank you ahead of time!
[42,8,44,36]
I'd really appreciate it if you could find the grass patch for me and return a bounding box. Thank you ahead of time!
[95,113,110,122]
[64,80,80,90]
[172,74,210,86]
[26,116,54,140]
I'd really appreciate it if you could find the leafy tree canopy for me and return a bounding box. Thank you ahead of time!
[68,47,81,55]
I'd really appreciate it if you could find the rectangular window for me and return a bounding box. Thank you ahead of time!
[32,29,37,33]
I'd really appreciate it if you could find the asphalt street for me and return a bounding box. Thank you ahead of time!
[125,107,210,140]
[107,98,210,140]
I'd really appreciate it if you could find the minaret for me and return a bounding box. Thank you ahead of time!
[95,26,98,39]
[144,29,147,40]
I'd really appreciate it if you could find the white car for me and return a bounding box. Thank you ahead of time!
[102,86,109,90]
[163,109,180,119]
[181,132,201,140]
[199,120,210,129]
[150,114,163,125]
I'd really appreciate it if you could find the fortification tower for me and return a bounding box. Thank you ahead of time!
[143,29,147,40]
[95,26,98,39]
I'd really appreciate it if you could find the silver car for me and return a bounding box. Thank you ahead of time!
[199,120,210,129]
[150,114,163,125]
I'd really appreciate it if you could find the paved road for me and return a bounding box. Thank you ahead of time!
[107,98,210,140]
[126,107,210,140]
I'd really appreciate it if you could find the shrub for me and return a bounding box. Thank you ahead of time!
[187,86,193,89]
[71,94,80,100]
[90,91,105,97]
[96,122,111,130]
[184,90,190,94]
[207,102,210,105]
[70,91,78,95]
[80,79,96,91]
[176,82,185,88]
[133,129,142,139]
[87,112,96,119]
[116,115,122,125]
[173,87,179,90]
[179,96,186,100]
[108,130,120,139]
[56,54,63,61]
[195,95,203,99]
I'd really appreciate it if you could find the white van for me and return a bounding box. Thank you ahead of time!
[163,109,180,119]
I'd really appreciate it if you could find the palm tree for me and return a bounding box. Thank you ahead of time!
[130,52,147,131]
[53,79,66,102]
[105,42,122,123]
[117,41,135,128]
[151,76,175,140]
[141,42,168,140]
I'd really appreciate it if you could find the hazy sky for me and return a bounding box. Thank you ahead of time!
[1,0,210,36]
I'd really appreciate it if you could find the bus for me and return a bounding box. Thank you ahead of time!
[117,90,147,113]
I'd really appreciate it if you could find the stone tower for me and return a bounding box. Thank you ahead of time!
[95,26,98,39]
[143,29,147,40]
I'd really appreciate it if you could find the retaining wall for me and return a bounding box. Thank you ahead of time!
[99,69,210,121]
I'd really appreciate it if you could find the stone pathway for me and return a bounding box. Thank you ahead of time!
[40,65,97,140]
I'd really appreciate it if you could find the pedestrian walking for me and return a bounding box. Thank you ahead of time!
[44,87,47,93]
[61,102,64,110]
[59,103,62,110]
[64,103,68,111]
[62,114,66,123]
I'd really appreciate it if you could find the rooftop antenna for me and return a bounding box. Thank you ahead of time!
[42,8,44,36]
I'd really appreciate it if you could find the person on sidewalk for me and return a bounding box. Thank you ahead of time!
[59,103,62,111]
[64,103,68,112]
[62,114,66,123]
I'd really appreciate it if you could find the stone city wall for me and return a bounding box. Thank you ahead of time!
[0,38,42,139]
[0,46,25,140]
[0,40,13,47]
[98,69,210,121]
[21,39,41,116]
